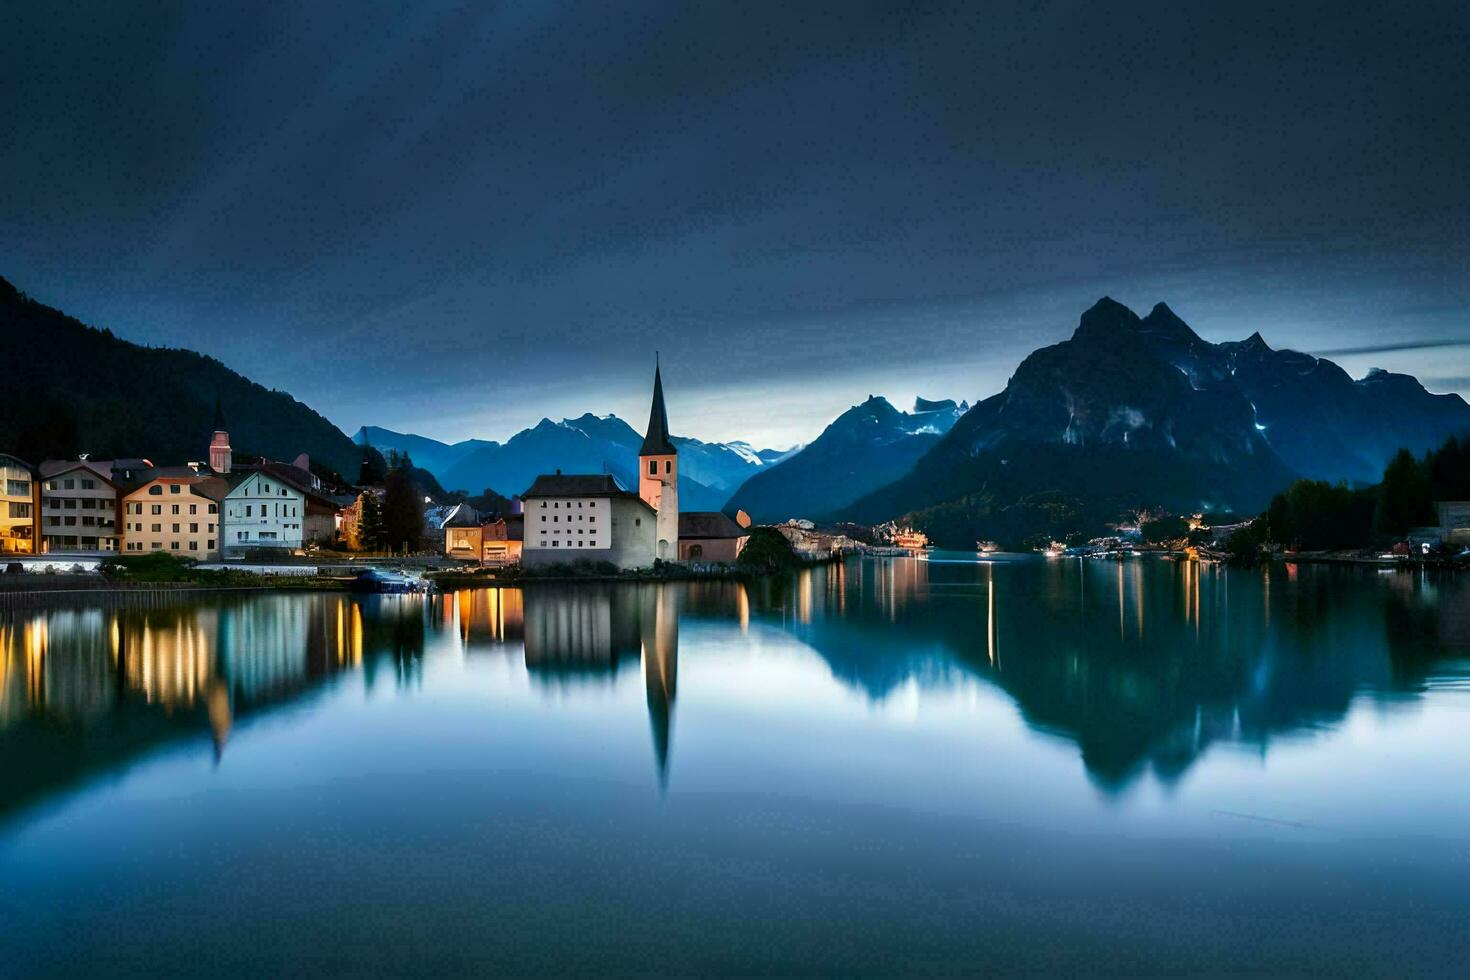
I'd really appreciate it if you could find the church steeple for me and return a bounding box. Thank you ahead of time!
[639,357,676,456]
[638,357,679,561]
[209,396,232,474]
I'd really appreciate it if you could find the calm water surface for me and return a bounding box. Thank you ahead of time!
[2,556,1469,975]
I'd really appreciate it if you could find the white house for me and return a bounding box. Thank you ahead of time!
[520,473,656,569]
[222,470,306,555]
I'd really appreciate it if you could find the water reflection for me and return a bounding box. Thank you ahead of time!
[3,560,1469,823]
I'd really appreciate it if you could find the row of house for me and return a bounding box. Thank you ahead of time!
[1,404,350,560]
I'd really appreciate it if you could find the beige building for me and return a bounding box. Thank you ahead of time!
[39,460,121,553]
[677,511,749,562]
[521,474,656,569]
[0,453,38,555]
[122,470,228,558]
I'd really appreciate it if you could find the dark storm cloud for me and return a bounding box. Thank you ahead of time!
[2,1,1468,444]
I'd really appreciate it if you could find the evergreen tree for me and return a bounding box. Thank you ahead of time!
[357,491,385,552]
[1374,448,1434,536]
[381,462,425,555]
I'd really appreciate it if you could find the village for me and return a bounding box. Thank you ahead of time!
[0,363,937,584]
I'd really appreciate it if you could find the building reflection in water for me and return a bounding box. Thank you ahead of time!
[520,583,681,785]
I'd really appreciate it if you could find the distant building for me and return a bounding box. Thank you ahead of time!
[0,453,38,555]
[445,513,524,565]
[521,473,655,569]
[121,468,227,557]
[221,470,306,555]
[1436,501,1470,545]
[677,511,749,562]
[38,459,121,553]
[208,398,232,474]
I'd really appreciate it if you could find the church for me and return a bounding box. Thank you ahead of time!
[520,361,748,569]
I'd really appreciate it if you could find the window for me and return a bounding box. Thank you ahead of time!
[552,540,559,547]
[540,501,547,508]
[151,542,162,550]
[171,523,180,533]
[635,518,641,526]
[169,541,179,550]
[151,523,161,532]
[7,502,29,519]
[169,484,181,494]
[237,531,247,541]
[189,541,199,551]
[209,505,217,514]
[246,505,252,517]
[148,485,162,495]
[589,516,596,524]
[665,460,671,474]
[554,501,559,509]
[63,479,75,490]
[151,504,161,515]
[63,498,76,509]
[688,544,703,559]
[171,504,179,515]
[81,479,95,490]
[189,504,197,515]
[190,523,198,533]
[648,461,657,475]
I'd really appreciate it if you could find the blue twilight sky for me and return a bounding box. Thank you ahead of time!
[3,1,1468,449]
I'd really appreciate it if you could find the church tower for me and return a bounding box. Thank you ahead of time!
[208,396,232,474]
[638,359,678,560]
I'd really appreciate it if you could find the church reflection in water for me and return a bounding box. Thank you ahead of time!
[5,558,1470,819]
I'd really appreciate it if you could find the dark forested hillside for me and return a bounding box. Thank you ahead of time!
[0,275,359,473]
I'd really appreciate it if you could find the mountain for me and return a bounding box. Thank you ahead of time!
[370,414,783,510]
[354,426,496,481]
[849,298,1470,546]
[0,275,360,476]
[726,396,968,524]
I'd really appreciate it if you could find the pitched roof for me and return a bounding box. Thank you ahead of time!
[521,472,656,511]
[639,362,677,456]
[679,511,748,539]
[521,473,625,497]
[38,459,116,483]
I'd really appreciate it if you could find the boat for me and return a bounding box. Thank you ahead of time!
[350,568,432,594]
[976,541,1001,554]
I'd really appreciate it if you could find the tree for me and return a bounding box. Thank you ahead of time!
[381,466,425,555]
[1374,448,1433,536]
[358,445,387,487]
[1141,515,1189,543]
[357,491,385,552]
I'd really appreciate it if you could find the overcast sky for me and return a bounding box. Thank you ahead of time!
[3,1,1468,448]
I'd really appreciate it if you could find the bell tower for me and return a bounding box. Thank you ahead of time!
[638,357,678,560]
[208,396,232,474]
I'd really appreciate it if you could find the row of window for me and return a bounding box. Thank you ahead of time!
[538,500,599,509]
[6,479,31,496]
[126,539,216,552]
[127,522,215,534]
[44,515,113,527]
[45,478,98,491]
[127,502,217,515]
[227,503,299,518]
[546,539,598,548]
[540,514,595,523]
[47,497,109,509]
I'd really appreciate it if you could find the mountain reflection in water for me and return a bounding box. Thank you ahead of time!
[2,559,1469,823]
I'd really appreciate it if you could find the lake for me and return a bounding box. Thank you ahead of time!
[3,556,1469,975]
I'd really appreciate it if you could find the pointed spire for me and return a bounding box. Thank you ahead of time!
[212,395,227,432]
[639,358,676,456]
